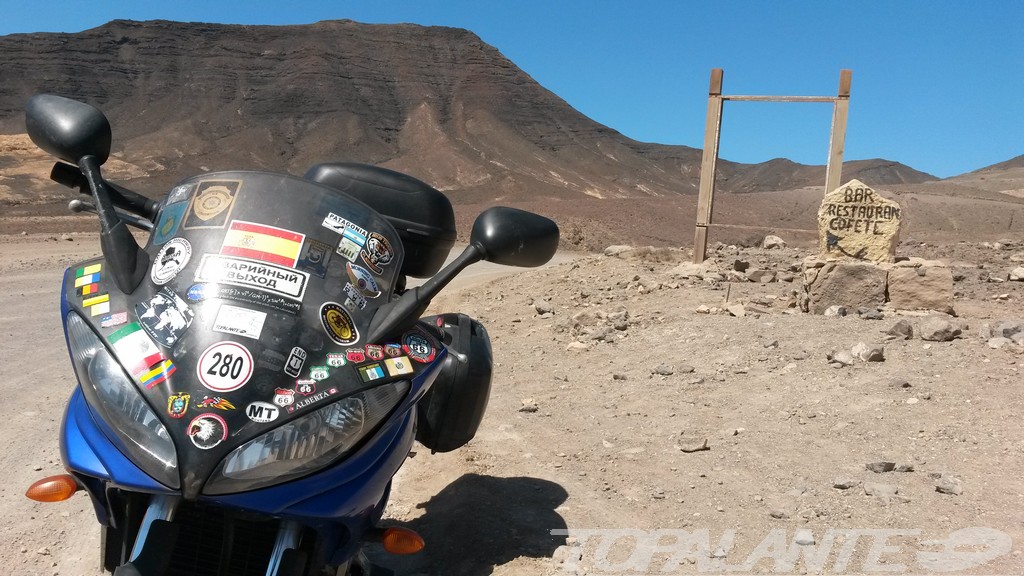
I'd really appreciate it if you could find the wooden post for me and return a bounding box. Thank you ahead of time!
[824,69,852,194]
[693,69,724,264]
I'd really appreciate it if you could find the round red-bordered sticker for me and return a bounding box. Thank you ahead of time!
[197,341,254,392]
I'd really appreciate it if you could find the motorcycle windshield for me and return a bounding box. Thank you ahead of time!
[63,171,442,492]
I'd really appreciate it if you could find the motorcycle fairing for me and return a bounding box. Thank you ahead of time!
[59,171,446,497]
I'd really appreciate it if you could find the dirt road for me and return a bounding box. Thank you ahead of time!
[2,232,1023,576]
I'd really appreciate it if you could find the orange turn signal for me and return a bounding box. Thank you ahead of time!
[381,526,425,555]
[25,474,80,502]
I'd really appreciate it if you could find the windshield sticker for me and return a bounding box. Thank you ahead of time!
[320,302,359,345]
[194,254,309,301]
[196,395,236,411]
[221,220,305,268]
[136,287,194,347]
[346,348,365,363]
[402,330,436,363]
[74,263,102,296]
[151,238,192,285]
[296,379,316,396]
[365,344,385,361]
[167,392,190,419]
[343,283,367,310]
[284,346,307,378]
[108,322,167,383]
[309,366,329,381]
[322,213,368,243]
[385,343,403,358]
[384,356,415,377]
[336,237,361,262]
[273,388,295,407]
[296,238,332,278]
[212,304,266,340]
[197,341,254,392]
[188,413,228,450]
[152,201,188,245]
[346,263,381,298]
[100,311,129,328]
[287,386,338,413]
[165,183,196,205]
[183,181,239,229]
[187,282,301,315]
[246,401,280,423]
[358,363,386,383]
[83,293,111,317]
[360,233,394,274]
[326,353,346,367]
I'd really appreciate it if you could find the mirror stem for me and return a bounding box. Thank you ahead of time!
[78,156,150,294]
[365,244,484,343]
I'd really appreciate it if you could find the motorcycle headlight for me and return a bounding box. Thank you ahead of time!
[203,380,409,495]
[66,312,179,488]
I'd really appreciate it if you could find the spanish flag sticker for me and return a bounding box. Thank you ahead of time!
[221,220,305,268]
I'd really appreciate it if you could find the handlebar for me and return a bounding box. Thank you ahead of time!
[50,162,160,221]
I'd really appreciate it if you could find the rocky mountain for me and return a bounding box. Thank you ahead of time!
[1,19,939,205]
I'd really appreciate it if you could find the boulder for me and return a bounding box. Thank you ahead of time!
[804,261,888,315]
[887,267,955,314]
[920,316,961,342]
[817,179,902,263]
[763,235,787,249]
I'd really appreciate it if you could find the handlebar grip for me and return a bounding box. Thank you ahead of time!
[50,162,159,221]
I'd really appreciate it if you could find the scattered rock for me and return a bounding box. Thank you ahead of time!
[603,245,633,257]
[852,342,885,362]
[935,475,963,495]
[677,436,710,453]
[895,464,915,473]
[1009,267,1024,281]
[747,269,777,283]
[533,298,554,315]
[518,399,539,413]
[919,316,962,342]
[886,319,914,340]
[857,307,884,320]
[652,365,674,376]
[863,482,899,499]
[832,478,859,490]
[865,461,896,473]
[726,304,746,317]
[794,529,815,546]
[824,305,848,317]
[828,350,855,367]
[769,509,790,519]
[763,235,787,249]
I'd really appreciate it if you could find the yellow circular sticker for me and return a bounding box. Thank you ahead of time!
[320,302,359,345]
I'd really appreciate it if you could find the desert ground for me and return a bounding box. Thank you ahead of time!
[1,213,1022,576]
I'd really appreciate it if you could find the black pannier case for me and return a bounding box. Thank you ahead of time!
[415,313,493,453]
[304,162,456,278]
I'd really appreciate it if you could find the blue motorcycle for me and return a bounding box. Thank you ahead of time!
[23,94,559,576]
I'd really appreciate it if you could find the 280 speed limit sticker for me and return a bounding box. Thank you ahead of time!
[197,341,254,392]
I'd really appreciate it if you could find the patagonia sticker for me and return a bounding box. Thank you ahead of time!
[246,401,280,423]
[320,302,359,345]
[212,304,267,340]
[221,220,305,268]
[136,287,194,347]
[183,180,240,229]
[167,392,190,419]
[188,413,228,450]
[322,213,368,244]
[360,232,394,274]
[346,262,381,298]
[197,341,254,392]
[296,238,332,278]
[151,238,192,285]
[152,201,188,245]
[187,282,301,315]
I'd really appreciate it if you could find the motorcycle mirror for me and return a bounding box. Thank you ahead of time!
[365,206,559,343]
[25,94,112,165]
[470,206,559,267]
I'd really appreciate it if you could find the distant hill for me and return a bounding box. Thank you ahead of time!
[0,19,941,206]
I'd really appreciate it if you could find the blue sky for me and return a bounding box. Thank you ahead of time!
[2,1,1021,178]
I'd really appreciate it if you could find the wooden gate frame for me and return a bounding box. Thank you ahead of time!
[692,69,852,263]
